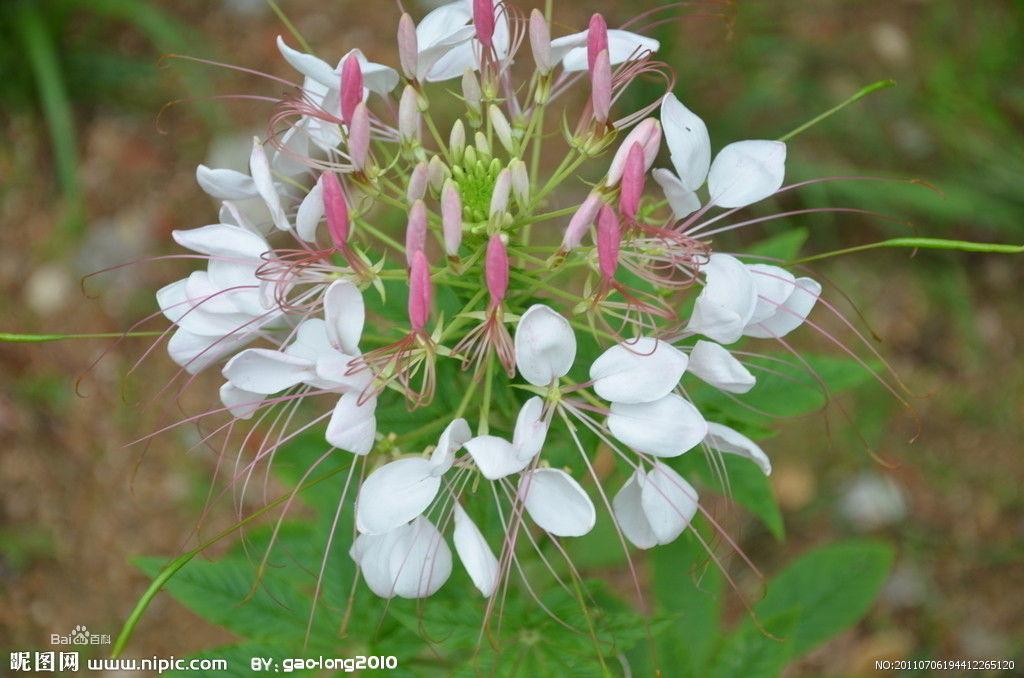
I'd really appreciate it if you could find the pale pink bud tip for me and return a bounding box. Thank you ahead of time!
[474,0,496,49]
[321,171,350,248]
[340,56,363,126]
[606,118,662,186]
[591,49,612,125]
[619,142,647,219]
[587,14,609,74]
[485,234,509,304]
[348,103,370,171]
[529,9,552,73]
[562,191,603,251]
[441,181,463,256]
[596,205,621,281]
[405,200,428,267]
[397,14,418,80]
[490,168,512,217]
[408,250,432,332]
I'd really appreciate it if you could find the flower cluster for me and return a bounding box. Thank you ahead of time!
[154,0,833,602]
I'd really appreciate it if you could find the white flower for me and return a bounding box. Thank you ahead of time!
[355,419,471,535]
[519,468,596,537]
[556,30,660,72]
[514,304,576,387]
[414,0,511,82]
[685,253,758,344]
[607,394,707,457]
[156,224,278,374]
[612,463,699,549]
[350,516,451,599]
[656,93,786,218]
[743,265,822,339]
[276,36,399,95]
[704,422,771,475]
[463,397,548,480]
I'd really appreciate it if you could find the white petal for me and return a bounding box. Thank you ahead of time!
[351,530,402,597]
[416,0,472,48]
[219,382,264,419]
[685,254,758,345]
[652,168,702,219]
[519,468,596,537]
[660,94,711,191]
[512,396,548,462]
[429,418,471,475]
[323,280,364,355]
[744,277,821,339]
[464,435,528,480]
[249,137,291,231]
[276,35,339,89]
[453,505,499,597]
[222,348,315,394]
[561,29,659,71]
[514,304,576,387]
[325,392,377,455]
[747,264,797,325]
[356,458,441,534]
[315,351,372,392]
[608,394,708,457]
[388,516,452,599]
[707,140,786,209]
[195,165,257,200]
[295,178,324,243]
[166,327,253,374]
[686,340,755,394]
[590,337,688,404]
[641,462,699,544]
[172,224,268,260]
[417,27,477,81]
[704,422,771,475]
[342,48,400,95]
[548,30,588,65]
[612,470,658,549]
[284,318,333,362]
[270,125,310,177]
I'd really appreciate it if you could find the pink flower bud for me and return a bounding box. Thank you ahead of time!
[399,85,420,141]
[587,14,608,74]
[397,13,418,79]
[529,9,552,73]
[488,105,514,154]
[485,234,509,304]
[407,161,428,202]
[606,118,662,186]
[509,158,529,206]
[489,168,511,217]
[340,55,363,126]
[596,204,620,281]
[408,250,432,333]
[562,190,603,251]
[474,0,496,50]
[591,49,611,125]
[348,102,370,171]
[449,119,466,158]
[619,142,646,219]
[321,171,350,248]
[428,155,449,193]
[405,199,428,266]
[441,180,463,256]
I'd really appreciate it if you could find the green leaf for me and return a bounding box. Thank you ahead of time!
[753,539,894,657]
[709,609,798,678]
[746,228,809,261]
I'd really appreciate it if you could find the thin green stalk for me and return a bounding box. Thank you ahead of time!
[478,354,495,435]
[0,331,163,343]
[778,79,896,142]
[787,237,1024,265]
[265,0,311,52]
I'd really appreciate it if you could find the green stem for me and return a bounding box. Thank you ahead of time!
[0,331,163,343]
[778,79,896,142]
[787,237,1024,265]
[265,0,312,52]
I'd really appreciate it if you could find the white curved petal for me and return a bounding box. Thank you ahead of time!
[270,125,310,177]
[705,422,771,475]
[464,435,528,480]
[219,382,264,420]
[685,254,758,345]
[652,168,701,219]
[612,470,658,549]
[707,140,786,209]
[686,340,755,394]
[418,27,477,81]
[388,516,452,599]
[356,458,440,535]
[296,178,324,243]
[660,94,711,191]
[277,35,339,89]
[315,351,372,392]
[519,468,596,537]
[172,224,268,260]
[416,0,472,47]
[512,396,548,462]
[167,327,253,374]
[608,394,708,457]
[744,277,821,339]
[325,392,377,455]
[249,137,291,231]
[453,505,499,597]
[342,48,400,95]
[641,462,699,544]
[184,270,242,315]
[195,165,257,201]
[283,319,331,362]
[323,280,364,355]
[514,304,576,387]
[548,30,589,65]
[351,530,402,598]
[590,337,688,404]
[561,30,659,71]
[222,348,315,394]
[747,264,797,325]
[429,418,471,475]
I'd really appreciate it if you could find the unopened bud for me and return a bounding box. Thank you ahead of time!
[488,105,515,154]
[321,171,350,248]
[606,118,662,186]
[529,9,552,74]
[596,204,621,281]
[485,233,509,305]
[591,49,612,125]
[587,14,609,74]
[489,168,511,217]
[407,161,428,202]
[348,102,370,171]
[449,119,466,158]
[427,155,449,193]
[340,55,363,126]
[462,69,482,115]
[473,0,495,50]
[619,143,647,219]
[474,131,491,159]
[509,158,529,207]
[408,250,432,333]
[562,190,603,251]
[405,199,427,266]
[397,13,418,80]
[441,180,463,256]
[399,85,421,142]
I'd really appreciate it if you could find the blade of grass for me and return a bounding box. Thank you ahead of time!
[788,237,1024,265]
